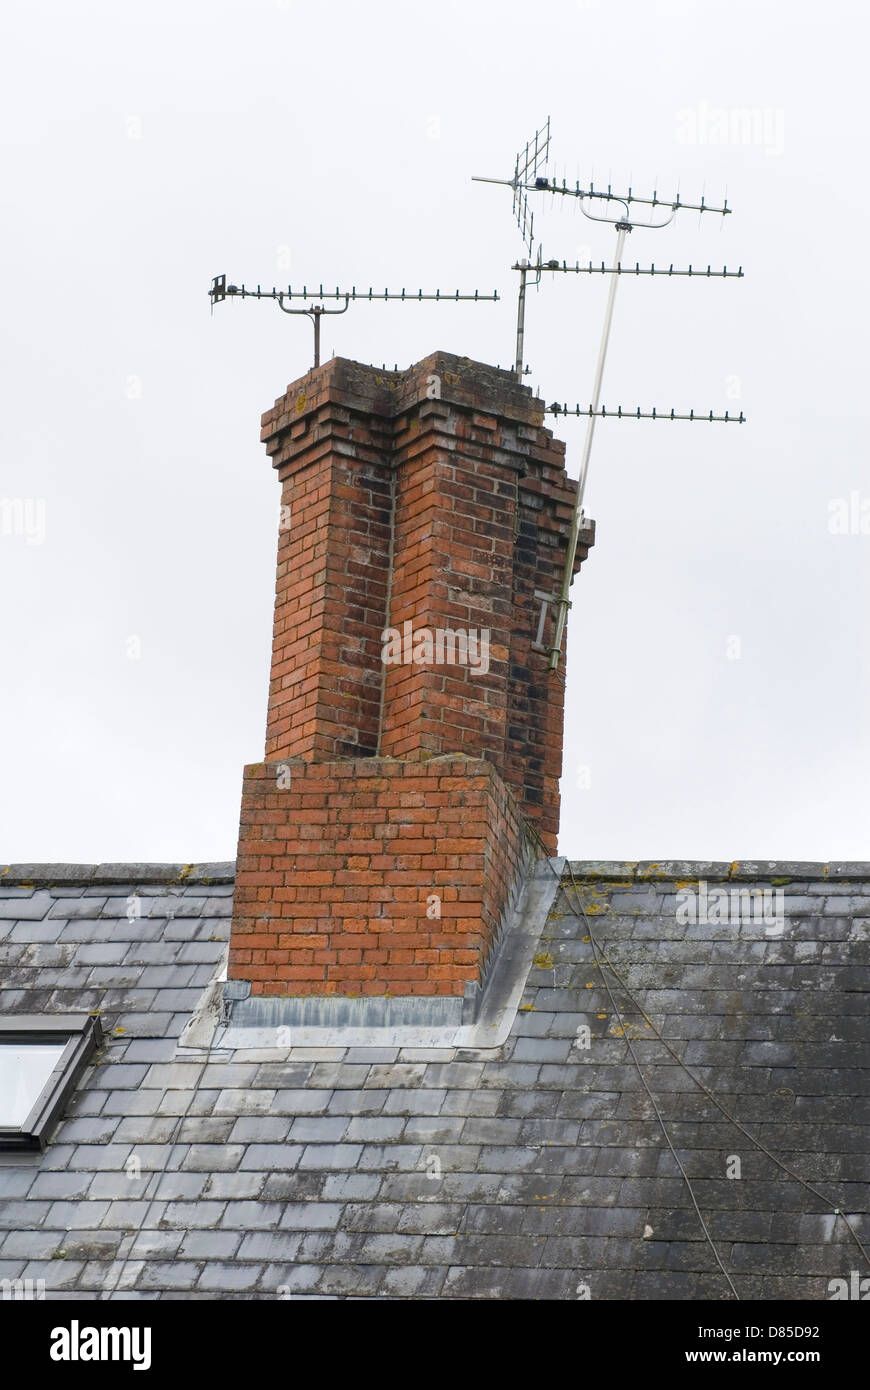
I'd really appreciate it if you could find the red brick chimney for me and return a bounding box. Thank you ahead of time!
[228,352,593,1021]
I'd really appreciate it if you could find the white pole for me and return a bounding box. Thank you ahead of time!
[549,222,629,670]
[515,264,528,377]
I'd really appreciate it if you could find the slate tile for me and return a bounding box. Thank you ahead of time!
[121,1040,180,1063]
[37,1144,78,1171]
[307,1064,371,1090]
[317,1263,386,1296]
[418,1234,464,1266]
[762,1274,832,1298]
[251,1064,315,1089]
[277,1203,344,1231]
[142,1063,207,1089]
[239,1145,303,1172]
[344,1117,406,1143]
[344,1048,400,1064]
[57,1230,125,1262]
[0,891,53,920]
[258,1084,326,1117]
[47,898,107,919]
[364,1064,426,1089]
[136,965,198,988]
[151,988,202,1011]
[479,1063,541,1089]
[440,1090,501,1117]
[381,1089,447,1117]
[87,1172,150,1200]
[460,1117,522,1145]
[173,939,225,961]
[511,1267,591,1298]
[441,1267,509,1298]
[382,1266,447,1297]
[128,1230,185,1259]
[101,1091,165,1118]
[298,1145,362,1171]
[177,1231,242,1259]
[325,1089,386,1116]
[182,1143,247,1172]
[357,1144,425,1173]
[259,1173,324,1202]
[228,1117,292,1143]
[68,1145,134,1172]
[98,1200,151,1228]
[197,1261,264,1291]
[518,1118,581,1146]
[288,1116,349,1144]
[112,1013,175,1038]
[137,1261,202,1290]
[54,1117,121,1145]
[1,1229,64,1259]
[20,1259,85,1290]
[321,1174,381,1201]
[160,1201,227,1230]
[0,1199,51,1229]
[88,1063,150,1090]
[402,1116,465,1144]
[125,1143,190,1170]
[28,1172,92,1201]
[421,1063,485,1088]
[339,1203,402,1234]
[202,1172,267,1200]
[349,1233,423,1265]
[395,1204,463,1236]
[44,1200,111,1229]
[218,1201,283,1229]
[260,1263,323,1294]
[199,1064,258,1088]
[213,1088,277,1116]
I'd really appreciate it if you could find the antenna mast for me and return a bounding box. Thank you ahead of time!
[473,120,745,669]
[474,117,550,375]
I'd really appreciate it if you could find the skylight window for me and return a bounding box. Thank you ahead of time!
[0,1015,101,1151]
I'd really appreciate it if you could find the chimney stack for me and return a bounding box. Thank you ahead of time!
[228,352,593,1023]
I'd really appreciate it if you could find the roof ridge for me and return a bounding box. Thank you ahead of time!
[0,862,236,887]
[565,860,870,882]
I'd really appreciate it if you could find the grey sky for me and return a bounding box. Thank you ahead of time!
[2,0,868,863]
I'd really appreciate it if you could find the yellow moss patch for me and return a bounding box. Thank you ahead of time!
[609,1021,652,1039]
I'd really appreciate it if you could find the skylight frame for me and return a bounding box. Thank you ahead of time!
[0,1014,102,1151]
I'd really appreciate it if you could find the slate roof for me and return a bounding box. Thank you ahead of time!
[1,860,868,1300]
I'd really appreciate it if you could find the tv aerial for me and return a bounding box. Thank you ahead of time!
[473,118,745,669]
[208,274,499,369]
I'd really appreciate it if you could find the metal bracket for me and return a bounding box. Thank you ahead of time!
[532,589,570,653]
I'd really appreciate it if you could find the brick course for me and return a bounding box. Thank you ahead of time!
[230,757,533,997]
